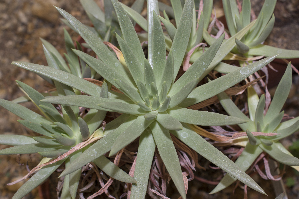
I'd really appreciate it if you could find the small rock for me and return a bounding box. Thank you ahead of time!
[17,11,28,24]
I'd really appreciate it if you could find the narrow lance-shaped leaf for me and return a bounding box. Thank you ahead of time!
[247,86,259,121]
[159,16,176,40]
[248,44,299,59]
[130,129,155,199]
[109,116,155,156]
[272,120,299,141]
[94,155,136,183]
[254,94,265,129]
[264,63,292,124]
[18,120,52,137]
[266,111,284,133]
[170,0,193,78]
[112,0,145,64]
[13,62,102,97]
[151,122,186,199]
[156,113,183,130]
[0,143,57,155]
[0,135,37,146]
[78,117,90,141]
[222,0,236,36]
[242,0,251,27]
[79,0,105,22]
[121,3,148,32]
[69,151,82,199]
[169,80,198,108]
[180,55,276,107]
[217,91,255,132]
[169,108,249,126]
[210,143,263,194]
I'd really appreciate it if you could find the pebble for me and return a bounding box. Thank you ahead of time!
[31,0,59,24]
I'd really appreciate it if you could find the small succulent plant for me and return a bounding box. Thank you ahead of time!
[212,63,299,194]
[204,0,299,62]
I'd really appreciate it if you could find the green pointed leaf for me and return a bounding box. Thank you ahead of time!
[144,59,156,90]
[272,120,299,141]
[264,63,292,124]
[64,29,80,76]
[121,3,148,32]
[158,52,174,93]
[158,2,174,19]
[60,171,71,199]
[147,0,159,68]
[73,49,134,88]
[130,129,155,199]
[170,0,193,77]
[116,34,144,84]
[80,0,105,22]
[156,113,182,130]
[256,0,277,36]
[192,14,204,48]
[0,98,50,124]
[261,139,273,146]
[159,16,176,40]
[144,111,158,119]
[246,130,258,145]
[248,15,275,47]
[85,109,107,134]
[169,107,249,126]
[247,86,259,121]
[12,159,64,199]
[202,0,213,30]
[0,135,37,146]
[78,117,90,141]
[246,14,264,42]
[222,0,236,36]
[180,55,276,107]
[151,122,186,199]
[112,0,144,64]
[33,137,60,146]
[53,134,76,146]
[235,38,249,54]
[41,38,70,72]
[18,120,52,137]
[169,80,198,108]
[151,12,167,86]
[39,105,66,124]
[115,79,143,103]
[137,81,149,101]
[255,94,265,129]
[12,62,102,97]
[260,143,299,166]
[170,35,224,96]
[0,143,57,155]
[56,7,132,82]
[110,116,154,156]
[170,0,182,23]
[218,91,255,132]
[151,96,160,110]
[213,62,239,73]
[242,0,251,27]
[39,149,68,158]
[60,114,136,177]
[69,151,82,199]
[266,111,284,133]
[248,44,299,59]
[210,143,263,194]
[55,122,74,137]
[94,155,136,183]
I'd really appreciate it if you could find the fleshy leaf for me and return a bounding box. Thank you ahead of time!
[12,62,102,97]
[169,80,198,108]
[246,130,258,145]
[254,94,265,129]
[0,143,57,155]
[260,143,299,166]
[0,98,50,124]
[0,135,37,146]
[248,44,299,59]
[172,125,265,195]
[169,108,249,126]
[210,143,263,194]
[130,128,155,199]
[159,52,174,93]
[156,113,183,130]
[18,120,52,137]
[222,0,236,36]
[170,0,194,77]
[247,86,259,121]
[169,0,182,23]
[151,122,186,199]
[55,122,74,138]
[121,3,148,32]
[115,79,143,103]
[272,120,299,141]
[159,16,176,40]
[80,0,105,22]
[78,117,90,141]
[264,63,292,124]
[266,111,284,133]
[180,55,276,107]
[93,155,136,183]
[144,59,156,90]
[109,116,154,156]
[98,100,147,115]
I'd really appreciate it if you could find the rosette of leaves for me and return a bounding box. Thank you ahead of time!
[204,0,299,60]
[62,0,144,46]
[30,0,281,198]
[0,79,136,199]
[212,63,299,194]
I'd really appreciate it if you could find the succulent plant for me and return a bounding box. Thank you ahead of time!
[211,63,299,194]
[62,0,144,46]
[0,76,137,199]
[23,0,281,198]
[204,0,299,63]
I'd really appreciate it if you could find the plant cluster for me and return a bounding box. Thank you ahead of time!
[1,0,299,198]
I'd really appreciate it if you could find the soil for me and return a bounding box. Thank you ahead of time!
[0,0,298,198]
